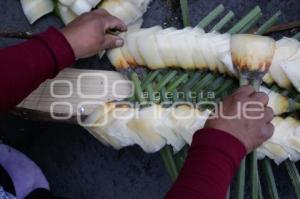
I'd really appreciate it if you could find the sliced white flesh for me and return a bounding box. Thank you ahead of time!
[126,26,162,66]
[106,48,129,69]
[156,28,178,67]
[152,107,186,153]
[103,108,142,148]
[21,0,54,24]
[197,33,219,72]
[260,117,288,164]
[187,28,207,69]
[121,1,143,26]
[59,0,75,7]
[57,3,77,25]
[286,124,300,155]
[262,73,274,85]
[120,33,138,66]
[127,18,144,30]
[275,117,300,161]
[231,34,276,72]
[87,0,102,7]
[127,0,151,13]
[167,28,195,69]
[209,33,229,74]
[71,0,92,15]
[259,86,289,115]
[269,37,299,89]
[83,103,116,147]
[281,56,300,92]
[100,0,140,26]
[170,106,210,145]
[127,105,166,153]
[137,30,165,69]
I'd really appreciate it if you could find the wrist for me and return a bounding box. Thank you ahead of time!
[60,28,80,60]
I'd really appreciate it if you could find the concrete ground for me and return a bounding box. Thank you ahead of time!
[0,0,300,198]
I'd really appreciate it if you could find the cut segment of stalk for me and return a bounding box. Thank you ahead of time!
[211,11,235,32]
[141,71,160,89]
[174,147,188,171]
[257,172,263,199]
[214,79,235,97]
[180,72,203,91]
[156,71,178,91]
[256,11,281,35]
[228,6,261,34]
[262,158,279,199]
[250,152,258,199]
[208,76,226,91]
[160,147,178,181]
[285,160,300,199]
[130,72,146,104]
[166,73,189,92]
[197,4,225,29]
[191,73,215,92]
[237,158,246,199]
[239,12,262,34]
[180,0,191,27]
[293,32,300,40]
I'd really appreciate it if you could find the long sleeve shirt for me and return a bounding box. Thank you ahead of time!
[0,27,246,199]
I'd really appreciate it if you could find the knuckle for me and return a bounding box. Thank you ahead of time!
[265,107,274,116]
[258,92,269,102]
[241,85,254,93]
[232,94,243,101]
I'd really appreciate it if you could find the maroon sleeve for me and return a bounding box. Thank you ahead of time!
[0,27,75,113]
[165,128,246,199]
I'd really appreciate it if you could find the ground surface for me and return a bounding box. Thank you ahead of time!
[0,0,300,198]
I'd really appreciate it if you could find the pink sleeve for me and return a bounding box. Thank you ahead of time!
[165,128,246,199]
[0,27,75,113]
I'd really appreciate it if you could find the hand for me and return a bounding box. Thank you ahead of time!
[204,85,274,153]
[61,9,127,59]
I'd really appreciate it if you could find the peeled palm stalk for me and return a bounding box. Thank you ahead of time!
[21,0,54,24]
[70,0,93,15]
[231,34,275,73]
[57,3,78,25]
[84,102,300,164]
[107,26,300,91]
[264,37,300,89]
[99,0,151,26]
[259,86,293,115]
[83,103,210,153]
[230,34,275,89]
[59,0,76,7]
[281,50,300,92]
[257,117,300,165]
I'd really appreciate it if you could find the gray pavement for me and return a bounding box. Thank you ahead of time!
[0,0,300,198]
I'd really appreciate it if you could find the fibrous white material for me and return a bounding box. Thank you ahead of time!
[107,27,300,91]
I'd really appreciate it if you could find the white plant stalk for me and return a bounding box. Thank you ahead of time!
[70,0,93,15]
[84,102,300,165]
[83,103,210,153]
[107,26,300,91]
[21,0,54,24]
[57,3,78,25]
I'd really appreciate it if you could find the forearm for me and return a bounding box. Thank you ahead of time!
[0,27,75,113]
[165,128,246,199]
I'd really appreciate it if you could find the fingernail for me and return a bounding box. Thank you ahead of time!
[116,39,124,47]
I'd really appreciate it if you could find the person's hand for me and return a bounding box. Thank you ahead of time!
[61,9,127,59]
[204,85,274,153]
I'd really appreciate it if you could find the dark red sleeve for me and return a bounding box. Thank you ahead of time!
[0,27,75,113]
[166,128,246,199]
